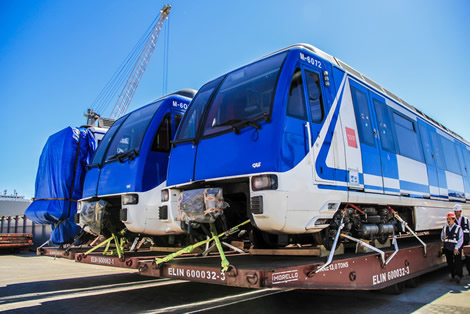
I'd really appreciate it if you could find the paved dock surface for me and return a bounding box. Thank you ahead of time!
[1,252,470,313]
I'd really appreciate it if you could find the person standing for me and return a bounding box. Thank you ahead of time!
[454,204,470,275]
[441,211,464,283]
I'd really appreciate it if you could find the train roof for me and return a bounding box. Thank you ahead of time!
[266,44,469,146]
[152,89,197,102]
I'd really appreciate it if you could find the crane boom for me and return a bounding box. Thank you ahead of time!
[109,4,171,119]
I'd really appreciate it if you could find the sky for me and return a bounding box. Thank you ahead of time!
[1,0,469,199]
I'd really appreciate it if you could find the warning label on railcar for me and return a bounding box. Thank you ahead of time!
[317,261,349,272]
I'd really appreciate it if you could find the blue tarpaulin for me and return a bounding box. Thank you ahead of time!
[25,127,96,244]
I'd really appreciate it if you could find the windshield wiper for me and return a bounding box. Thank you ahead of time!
[212,119,242,128]
[213,113,268,135]
[86,163,102,170]
[107,149,139,163]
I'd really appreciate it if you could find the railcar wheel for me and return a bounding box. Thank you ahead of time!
[322,228,337,251]
[405,277,419,288]
[250,228,278,249]
[388,282,405,294]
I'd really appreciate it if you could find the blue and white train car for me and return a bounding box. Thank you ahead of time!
[163,44,470,247]
[77,90,195,239]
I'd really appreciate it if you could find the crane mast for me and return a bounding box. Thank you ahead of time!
[110,4,171,119]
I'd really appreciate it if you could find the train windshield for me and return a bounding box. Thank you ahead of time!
[202,52,287,136]
[175,52,287,140]
[90,116,127,166]
[91,100,163,165]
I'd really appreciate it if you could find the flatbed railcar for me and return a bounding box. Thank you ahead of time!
[66,233,447,291]
[137,238,444,290]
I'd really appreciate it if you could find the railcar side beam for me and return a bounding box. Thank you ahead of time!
[138,240,445,290]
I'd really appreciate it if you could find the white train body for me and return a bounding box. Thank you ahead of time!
[164,44,470,243]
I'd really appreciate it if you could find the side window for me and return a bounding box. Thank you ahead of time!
[440,136,461,174]
[305,70,324,123]
[286,68,307,120]
[393,113,423,161]
[373,99,395,153]
[418,124,434,165]
[430,131,446,169]
[457,145,468,176]
[351,86,375,147]
[151,113,171,153]
[463,148,470,176]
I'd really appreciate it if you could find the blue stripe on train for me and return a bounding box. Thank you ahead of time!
[384,187,400,193]
[364,184,382,191]
[399,180,429,194]
[318,184,348,191]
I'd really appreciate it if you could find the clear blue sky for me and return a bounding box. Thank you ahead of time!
[1,0,469,198]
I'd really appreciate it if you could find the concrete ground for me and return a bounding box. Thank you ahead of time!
[1,251,469,313]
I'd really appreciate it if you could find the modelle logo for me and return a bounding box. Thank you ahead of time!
[252,162,261,168]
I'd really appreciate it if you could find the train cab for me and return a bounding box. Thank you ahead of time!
[77,90,195,238]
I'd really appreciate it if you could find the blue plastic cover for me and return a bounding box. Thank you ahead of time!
[25,127,96,244]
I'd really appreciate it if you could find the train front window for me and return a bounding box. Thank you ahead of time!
[90,116,127,166]
[104,101,161,162]
[202,52,287,136]
[175,77,223,141]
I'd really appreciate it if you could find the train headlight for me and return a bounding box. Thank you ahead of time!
[77,201,82,211]
[122,194,138,205]
[161,189,169,202]
[251,174,278,191]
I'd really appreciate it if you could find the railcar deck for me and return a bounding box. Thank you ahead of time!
[137,237,446,290]
[40,236,449,290]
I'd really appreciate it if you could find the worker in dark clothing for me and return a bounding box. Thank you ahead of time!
[441,212,464,283]
[454,204,470,275]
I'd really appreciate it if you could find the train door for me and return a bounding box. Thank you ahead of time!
[147,109,183,186]
[349,80,384,193]
[460,145,470,201]
[301,65,333,184]
[369,93,400,195]
[428,130,448,198]
[143,112,174,191]
[167,78,222,185]
[282,67,310,172]
[456,143,469,200]
[143,110,184,230]
[417,121,441,198]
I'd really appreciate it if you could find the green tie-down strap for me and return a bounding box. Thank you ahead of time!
[209,222,230,272]
[155,219,250,272]
[84,229,127,259]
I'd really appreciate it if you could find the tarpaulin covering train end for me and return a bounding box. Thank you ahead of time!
[25,127,96,244]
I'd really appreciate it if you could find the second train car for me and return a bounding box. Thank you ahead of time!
[77,90,195,242]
